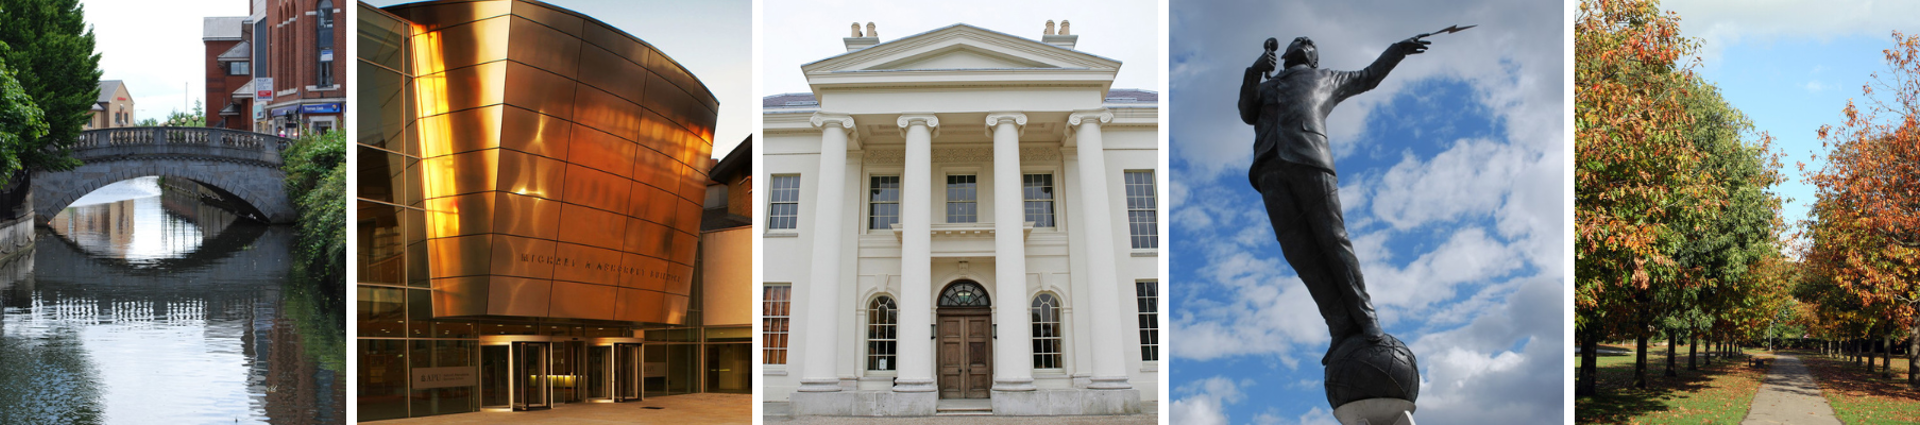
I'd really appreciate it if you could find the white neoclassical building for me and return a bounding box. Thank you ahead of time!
[761,23,1160,416]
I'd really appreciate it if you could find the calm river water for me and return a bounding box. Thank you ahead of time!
[0,177,345,424]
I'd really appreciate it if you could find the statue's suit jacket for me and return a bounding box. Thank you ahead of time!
[1238,48,1410,181]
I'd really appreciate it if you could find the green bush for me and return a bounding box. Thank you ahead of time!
[282,130,345,283]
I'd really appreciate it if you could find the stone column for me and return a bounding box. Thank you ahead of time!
[894,113,939,393]
[1068,109,1131,390]
[987,112,1036,392]
[798,113,855,392]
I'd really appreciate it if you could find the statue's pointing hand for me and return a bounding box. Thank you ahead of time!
[1395,37,1432,55]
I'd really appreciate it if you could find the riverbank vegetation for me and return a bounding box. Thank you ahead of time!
[283,130,345,285]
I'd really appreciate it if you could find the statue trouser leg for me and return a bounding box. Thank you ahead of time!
[1254,164,1382,364]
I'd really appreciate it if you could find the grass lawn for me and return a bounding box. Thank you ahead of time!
[1796,351,1920,425]
[1574,346,1770,424]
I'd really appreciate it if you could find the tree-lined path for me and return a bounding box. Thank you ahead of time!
[1742,354,1841,425]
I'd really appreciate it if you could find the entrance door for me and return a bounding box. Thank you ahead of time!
[514,342,551,410]
[616,343,643,401]
[937,309,993,399]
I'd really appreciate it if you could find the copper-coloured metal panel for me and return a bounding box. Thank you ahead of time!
[576,43,648,104]
[556,203,627,251]
[430,276,492,317]
[617,253,670,292]
[504,16,580,77]
[547,281,617,320]
[488,234,558,280]
[578,22,658,74]
[495,149,566,201]
[678,162,707,201]
[615,288,667,324]
[487,276,553,317]
[559,163,630,214]
[415,105,503,158]
[509,0,583,36]
[622,218,672,260]
[492,191,562,240]
[419,149,499,200]
[644,74,703,131]
[675,198,702,234]
[666,263,695,296]
[414,61,506,117]
[410,17,511,76]
[552,241,625,285]
[385,0,510,33]
[498,105,571,160]
[422,192,496,238]
[502,61,578,120]
[669,229,697,266]
[572,84,643,141]
[427,234,494,278]
[631,186,675,234]
[663,294,689,325]
[630,148,676,191]
[566,125,637,176]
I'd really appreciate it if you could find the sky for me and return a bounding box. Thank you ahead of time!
[1168,1,1565,424]
[1662,0,1920,243]
[761,0,1160,95]
[365,0,752,157]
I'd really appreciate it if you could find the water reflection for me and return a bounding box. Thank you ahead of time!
[0,177,344,424]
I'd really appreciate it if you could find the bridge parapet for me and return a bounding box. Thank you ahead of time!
[74,127,292,166]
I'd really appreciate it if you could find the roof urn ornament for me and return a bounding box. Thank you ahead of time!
[1058,20,1070,35]
[852,22,863,37]
[866,22,877,38]
[1045,20,1056,35]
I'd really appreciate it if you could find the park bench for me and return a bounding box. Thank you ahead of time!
[1747,357,1770,368]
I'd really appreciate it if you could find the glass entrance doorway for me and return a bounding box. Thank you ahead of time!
[586,338,644,402]
[479,336,552,411]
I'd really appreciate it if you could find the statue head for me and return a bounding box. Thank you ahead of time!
[1283,36,1318,69]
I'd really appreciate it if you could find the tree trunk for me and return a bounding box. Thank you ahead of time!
[1666,329,1678,377]
[1688,331,1699,371]
[1635,333,1650,388]
[1884,336,1894,378]
[1909,326,1918,389]
[1578,328,1598,397]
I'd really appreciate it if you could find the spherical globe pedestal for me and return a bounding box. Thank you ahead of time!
[1323,333,1419,410]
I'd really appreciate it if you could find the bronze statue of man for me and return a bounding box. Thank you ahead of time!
[1239,35,1429,365]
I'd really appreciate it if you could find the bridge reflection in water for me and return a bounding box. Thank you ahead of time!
[0,177,344,424]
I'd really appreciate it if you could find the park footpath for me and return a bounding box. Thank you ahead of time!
[1742,354,1841,425]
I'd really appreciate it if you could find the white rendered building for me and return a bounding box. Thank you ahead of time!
[761,23,1161,416]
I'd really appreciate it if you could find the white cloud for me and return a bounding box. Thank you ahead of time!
[1171,377,1248,425]
[1663,0,1920,62]
[1804,80,1825,92]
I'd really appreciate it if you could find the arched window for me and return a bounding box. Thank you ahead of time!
[1031,293,1062,369]
[937,280,990,307]
[867,295,898,371]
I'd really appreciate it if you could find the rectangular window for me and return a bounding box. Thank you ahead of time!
[869,175,899,230]
[1124,171,1159,249]
[1136,281,1160,361]
[945,174,977,223]
[867,297,897,371]
[228,61,250,75]
[1031,294,1063,369]
[762,284,791,365]
[1023,173,1055,227]
[768,175,800,230]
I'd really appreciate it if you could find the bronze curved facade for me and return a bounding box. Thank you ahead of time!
[370,0,717,325]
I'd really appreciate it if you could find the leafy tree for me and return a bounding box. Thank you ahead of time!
[283,130,345,285]
[161,100,205,127]
[0,0,102,176]
[1802,30,1920,387]
[0,51,49,187]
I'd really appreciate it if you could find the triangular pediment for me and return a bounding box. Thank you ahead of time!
[803,24,1121,74]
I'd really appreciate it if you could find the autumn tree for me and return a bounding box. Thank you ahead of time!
[1802,30,1920,388]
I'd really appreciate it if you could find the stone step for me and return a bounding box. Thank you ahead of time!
[935,410,994,416]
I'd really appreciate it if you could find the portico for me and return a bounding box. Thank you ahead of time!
[763,23,1159,416]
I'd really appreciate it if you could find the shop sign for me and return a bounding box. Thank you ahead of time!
[256,77,273,102]
[301,103,342,114]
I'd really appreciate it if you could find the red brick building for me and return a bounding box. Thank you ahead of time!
[261,0,346,136]
[204,16,254,130]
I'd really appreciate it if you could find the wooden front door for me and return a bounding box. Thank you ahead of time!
[937,308,992,399]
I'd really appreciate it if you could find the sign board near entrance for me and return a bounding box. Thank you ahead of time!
[411,367,477,389]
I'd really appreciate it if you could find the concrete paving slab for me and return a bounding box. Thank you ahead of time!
[1743,354,1842,425]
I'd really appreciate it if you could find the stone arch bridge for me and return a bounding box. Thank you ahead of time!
[31,127,297,223]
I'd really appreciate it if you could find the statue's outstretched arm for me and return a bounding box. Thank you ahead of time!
[1331,38,1430,103]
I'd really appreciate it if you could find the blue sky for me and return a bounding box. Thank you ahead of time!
[1168,1,1564,424]
[1662,0,1920,244]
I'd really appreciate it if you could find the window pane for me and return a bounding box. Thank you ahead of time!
[762,285,791,365]
[1124,171,1158,249]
